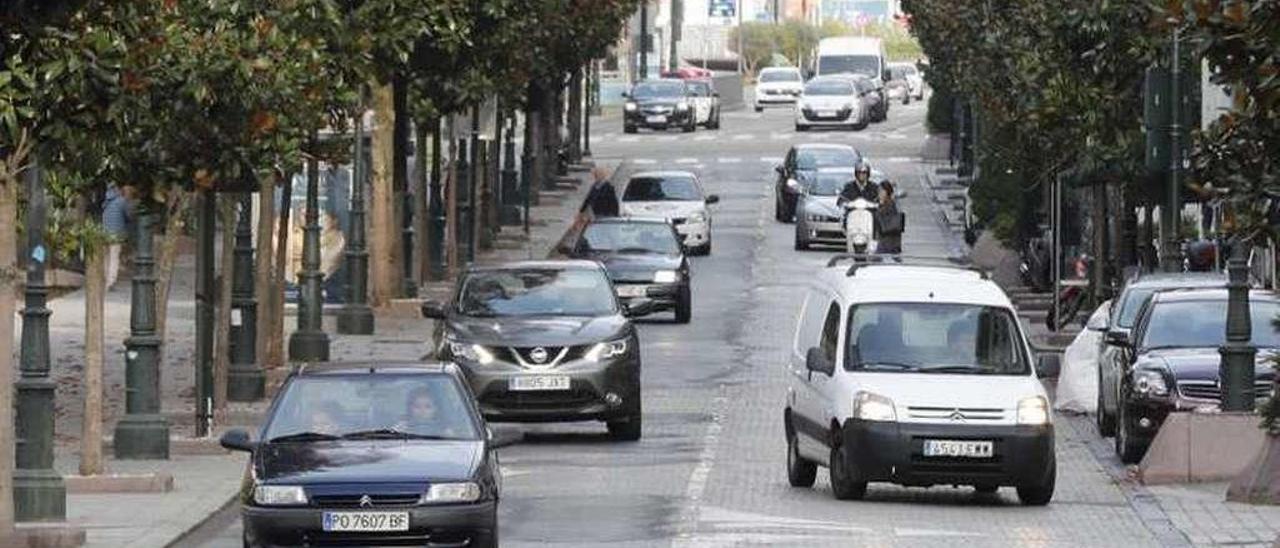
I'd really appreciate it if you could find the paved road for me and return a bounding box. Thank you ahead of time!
[190,101,1214,547]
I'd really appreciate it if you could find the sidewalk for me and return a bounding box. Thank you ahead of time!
[24,159,615,547]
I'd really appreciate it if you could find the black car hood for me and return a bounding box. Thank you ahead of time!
[448,314,628,347]
[1140,347,1278,381]
[256,440,482,484]
[578,252,682,283]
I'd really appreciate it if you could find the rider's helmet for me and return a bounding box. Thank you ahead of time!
[854,161,871,182]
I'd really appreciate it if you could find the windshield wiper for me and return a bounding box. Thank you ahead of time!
[615,247,656,254]
[340,429,453,441]
[853,362,916,371]
[268,431,340,443]
[918,365,998,374]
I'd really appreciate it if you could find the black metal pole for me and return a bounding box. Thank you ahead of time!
[338,116,375,335]
[428,119,446,281]
[394,76,416,297]
[468,104,481,263]
[583,62,593,159]
[1162,28,1184,272]
[456,137,471,268]
[1219,241,1256,411]
[14,161,67,519]
[114,211,170,459]
[501,118,521,226]
[639,1,649,80]
[194,189,215,437]
[288,148,332,362]
[227,192,264,401]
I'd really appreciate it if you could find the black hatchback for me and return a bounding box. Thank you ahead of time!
[221,363,500,548]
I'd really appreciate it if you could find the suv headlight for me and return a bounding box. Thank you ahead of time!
[653,270,679,283]
[624,102,637,112]
[585,339,628,362]
[254,485,308,506]
[1132,369,1169,398]
[421,482,482,504]
[1016,396,1051,425]
[853,392,896,422]
[448,340,495,365]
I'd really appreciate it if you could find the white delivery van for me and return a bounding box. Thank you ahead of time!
[814,37,888,86]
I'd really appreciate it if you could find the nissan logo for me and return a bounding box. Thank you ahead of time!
[530,347,549,364]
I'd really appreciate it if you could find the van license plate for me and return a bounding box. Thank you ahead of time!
[322,511,410,532]
[923,440,993,458]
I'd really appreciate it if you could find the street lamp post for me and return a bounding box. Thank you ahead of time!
[287,152,331,362]
[500,118,521,226]
[14,162,67,520]
[1161,28,1185,272]
[337,118,375,335]
[456,137,471,267]
[227,193,264,400]
[468,105,481,263]
[428,120,446,282]
[583,62,593,159]
[193,190,215,436]
[1219,242,1256,411]
[114,211,170,460]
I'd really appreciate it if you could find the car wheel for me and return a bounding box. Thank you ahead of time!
[829,441,867,501]
[795,124,808,132]
[675,286,692,324]
[697,237,712,256]
[974,484,999,494]
[755,105,764,113]
[624,124,637,134]
[1016,461,1055,506]
[1115,403,1148,464]
[775,193,786,222]
[683,118,696,133]
[786,427,818,488]
[1096,377,1117,437]
[607,413,642,441]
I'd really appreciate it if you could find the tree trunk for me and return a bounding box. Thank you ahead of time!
[79,244,105,476]
[154,189,190,363]
[523,88,543,204]
[268,174,293,368]
[539,83,559,189]
[213,199,235,420]
[445,118,460,277]
[0,177,19,538]
[567,68,583,164]
[369,81,398,307]
[254,172,277,369]
[416,118,431,285]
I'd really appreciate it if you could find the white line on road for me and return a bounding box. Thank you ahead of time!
[759,156,782,164]
[631,158,657,164]
[717,157,742,164]
[731,134,754,141]
[694,134,715,141]
[617,136,639,143]
[676,158,700,164]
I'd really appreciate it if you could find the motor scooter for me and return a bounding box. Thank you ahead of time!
[843,198,877,254]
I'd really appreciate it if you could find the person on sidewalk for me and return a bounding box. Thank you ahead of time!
[875,180,905,256]
[101,184,134,289]
[581,166,619,218]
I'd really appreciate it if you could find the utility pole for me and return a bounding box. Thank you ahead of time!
[736,0,744,73]
[1161,28,1185,272]
[193,189,214,437]
[669,0,683,72]
[287,147,331,362]
[427,119,446,281]
[468,105,481,263]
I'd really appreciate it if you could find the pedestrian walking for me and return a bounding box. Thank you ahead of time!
[581,166,620,218]
[101,184,133,289]
[875,180,904,256]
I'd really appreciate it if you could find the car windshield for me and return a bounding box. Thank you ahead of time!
[846,303,1029,374]
[1141,300,1280,350]
[688,82,710,95]
[262,375,480,442]
[796,148,859,169]
[818,55,880,78]
[623,176,701,201]
[804,80,854,96]
[808,174,850,196]
[890,67,907,80]
[579,222,681,255]
[457,268,616,317]
[632,82,684,99]
[760,70,801,82]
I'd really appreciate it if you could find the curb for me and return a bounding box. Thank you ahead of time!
[164,494,239,548]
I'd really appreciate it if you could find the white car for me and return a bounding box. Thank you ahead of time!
[754,67,804,111]
[784,259,1060,505]
[620,171,719,255]
[794,77,869,131]
[890,62,925,100]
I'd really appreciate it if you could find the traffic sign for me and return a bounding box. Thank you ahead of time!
[709,0,735,17]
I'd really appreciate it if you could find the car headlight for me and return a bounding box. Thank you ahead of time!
[254,485,308,506]
[676,101,689,110]
[853,392,896,422]
[624,102,637,112]
[653,270,679,284]
[688,211,707,223]
[1132,369,1169,398]
[807,213,831,222]
[585,339,628,362]
[421,482,482,504]
[448,340,495,365]
[1016,396,1051,425]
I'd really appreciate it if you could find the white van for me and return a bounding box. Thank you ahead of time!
[815,37,888,85]
[783,258,1060,505]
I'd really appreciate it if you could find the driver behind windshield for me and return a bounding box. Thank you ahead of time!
[395,388,463,438]
[838,163,879,206]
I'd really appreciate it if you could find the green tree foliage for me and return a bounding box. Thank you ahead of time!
[728,22,778,74]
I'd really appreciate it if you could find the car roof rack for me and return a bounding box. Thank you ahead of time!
[824,254,990,279]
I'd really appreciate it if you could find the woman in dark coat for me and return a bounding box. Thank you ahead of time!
[875,180,904,255]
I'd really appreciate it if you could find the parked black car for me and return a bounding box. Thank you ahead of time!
[1111,288,1279,463]
[623,79,698,133]
[774,144,862,223]
[422,260,645,440]
[566,217,693,324]
[1093,272,1226,437]
[220,363,500,548]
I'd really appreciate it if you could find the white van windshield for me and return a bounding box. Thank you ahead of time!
[818,55,880,78]
[845,303,1029,374]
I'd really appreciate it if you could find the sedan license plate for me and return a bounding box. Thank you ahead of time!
[322,511,410,532]
[923,440,993,458]
[646,115,667,124]
[615,285,647,298]
[818,110,837,117]
[510,375,571,391]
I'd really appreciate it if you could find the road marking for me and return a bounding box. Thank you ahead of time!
[694,134,715,141]
[632,158,657,164]
[731,134,754,141]
[658,135,680,142]
[717,157,742,164]
[894,527,986,538]
[671,391,727,545]
[618,136,640,143]
[769,133,793,140]
[759,156,782,164]
[879,156,915,163]
[676,158,700,164]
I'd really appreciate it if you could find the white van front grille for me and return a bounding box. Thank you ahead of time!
[905,407,1006,422]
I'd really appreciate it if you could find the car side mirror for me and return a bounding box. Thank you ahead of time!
[421,301,447,320]
[1035,353,1061,378]
[220,429,257,453]
[1105,329,1131,348]
[621,91,630,98]
[805,347,834,376]
[1086,313,1110,332]
[705,194,720,205]
[622,299,657,318]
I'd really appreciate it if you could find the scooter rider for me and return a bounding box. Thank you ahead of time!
[837,162,880,206]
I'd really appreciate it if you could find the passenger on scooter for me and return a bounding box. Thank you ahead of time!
[874,180,904,255]
[837,162,880,206]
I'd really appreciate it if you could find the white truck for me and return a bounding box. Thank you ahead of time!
[814,37,890,122]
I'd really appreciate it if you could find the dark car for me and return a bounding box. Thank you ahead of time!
[1093,272,1225,437]
[566,217,693,324]
[422,260,645,440]
[774,144,863,223]
[1111,288,1279,463]
[220,363,500,548]
[623,79,698,133]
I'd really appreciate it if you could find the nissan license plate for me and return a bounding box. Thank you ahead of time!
[646,115,667,124]
[510,375,571,391]
[615,285,647,298]
[322,511,410,532]
[922,440,993,458]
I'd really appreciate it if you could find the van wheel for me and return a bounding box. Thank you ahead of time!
[1016,461,1055,506]
[829,442,867,500]
[1096,380,1116,437]
[1115,403,1148,464]
[786,431,817,488]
